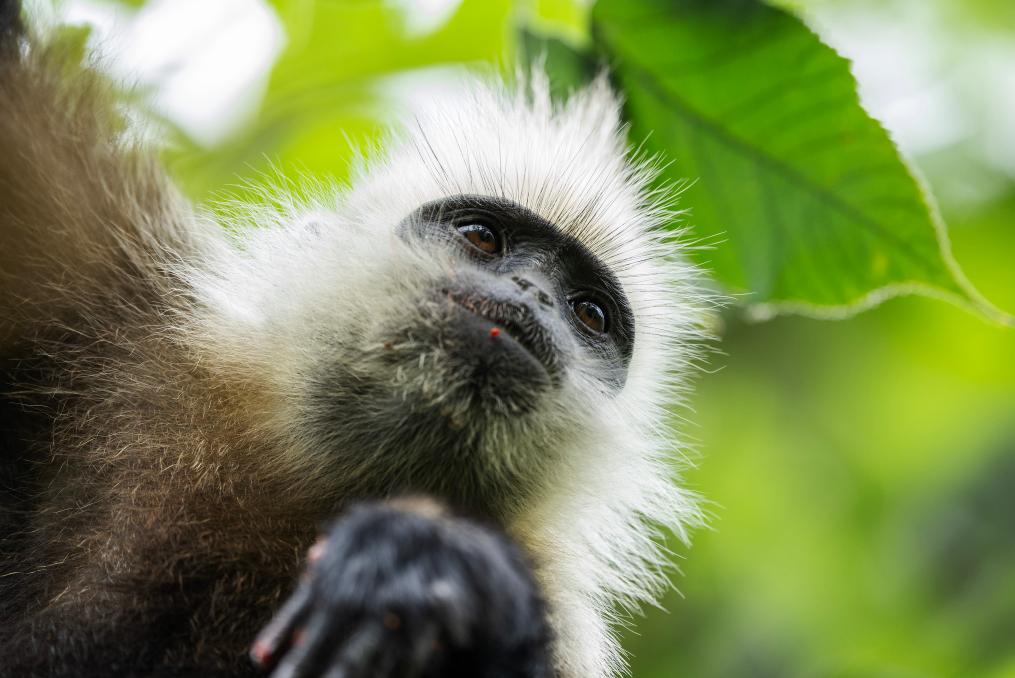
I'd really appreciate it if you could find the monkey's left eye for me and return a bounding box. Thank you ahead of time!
[457,223,501,255]
[572,298,608,334]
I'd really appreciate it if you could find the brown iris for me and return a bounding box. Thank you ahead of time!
[457,223,500,255]
[573,299,607,333]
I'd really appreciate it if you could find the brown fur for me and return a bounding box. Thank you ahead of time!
[0,27,335,677]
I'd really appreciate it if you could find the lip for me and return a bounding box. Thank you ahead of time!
[444,292,560,378]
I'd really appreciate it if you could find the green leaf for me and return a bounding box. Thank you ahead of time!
[592,0,1011,323]
[165,0,513,203]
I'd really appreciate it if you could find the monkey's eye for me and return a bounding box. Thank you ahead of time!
[572,299,608,334]
[457,222,501,255]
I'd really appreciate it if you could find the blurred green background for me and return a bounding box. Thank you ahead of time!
[35,0,1015,675]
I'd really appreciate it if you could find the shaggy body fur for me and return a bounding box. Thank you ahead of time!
[0,14,706,678]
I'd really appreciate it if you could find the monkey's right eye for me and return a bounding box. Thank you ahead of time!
[457,223,502,255]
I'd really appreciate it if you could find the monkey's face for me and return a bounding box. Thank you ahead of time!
[201,77,702,518]
[284,194,637,514]
[392,194,634,408]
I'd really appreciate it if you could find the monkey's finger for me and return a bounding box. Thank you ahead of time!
[319,621,388,678]
[406,618,442,672]
[268,610,345,678]
[250,583,315,669]
[327,616,437,678]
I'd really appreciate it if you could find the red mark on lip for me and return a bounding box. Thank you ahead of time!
[489,327,501,338]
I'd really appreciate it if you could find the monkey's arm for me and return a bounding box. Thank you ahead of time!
[252,501,555,678]
[0,5,209,355]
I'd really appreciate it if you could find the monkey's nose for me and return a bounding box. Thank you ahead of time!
[510,275,554,308]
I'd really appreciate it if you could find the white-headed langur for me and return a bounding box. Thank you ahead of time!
[0,2,709,676]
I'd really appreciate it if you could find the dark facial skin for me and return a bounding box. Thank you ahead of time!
[402,194,635,391]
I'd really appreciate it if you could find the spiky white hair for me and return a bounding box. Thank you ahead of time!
[189,72,708,678]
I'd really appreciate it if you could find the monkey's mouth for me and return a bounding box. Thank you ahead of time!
[443,291,562,382]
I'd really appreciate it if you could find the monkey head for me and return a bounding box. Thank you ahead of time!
[187,75,705,517]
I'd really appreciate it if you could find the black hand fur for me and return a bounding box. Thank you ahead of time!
[252,503,554,678]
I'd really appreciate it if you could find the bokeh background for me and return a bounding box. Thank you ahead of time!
[30,0,1015,675]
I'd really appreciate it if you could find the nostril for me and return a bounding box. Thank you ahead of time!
[511,275,532,291]
[511,275,554,307]
[511,276,552,306]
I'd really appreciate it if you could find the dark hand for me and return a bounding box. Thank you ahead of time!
[250,501,554,678]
